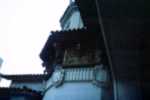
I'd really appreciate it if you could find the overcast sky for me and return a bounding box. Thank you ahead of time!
[0,0,69,74]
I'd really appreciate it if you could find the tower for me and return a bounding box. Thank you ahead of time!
[70,0,75,4]
[40,1,109,100]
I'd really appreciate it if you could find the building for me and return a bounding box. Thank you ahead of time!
[40,1,110,100]
[0,74,49,92]
[0,57,3,68]
[0,87,42,100]
[60,1,84,30]
[0,57,3,81]
[40,0,148,100]
[0,74,49,100]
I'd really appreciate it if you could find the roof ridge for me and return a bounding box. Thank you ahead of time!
[0,73,48,76]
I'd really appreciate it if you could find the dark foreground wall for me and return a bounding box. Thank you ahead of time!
[76,0,149,99]
[99,0,148,100]
[103,17,143,100]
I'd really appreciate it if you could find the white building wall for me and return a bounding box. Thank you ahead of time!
[43,66,108,100]
[43,82,101,100]
[69,11,83,29]
[63,11,83,30]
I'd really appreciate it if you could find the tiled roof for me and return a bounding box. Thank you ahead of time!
[39,28,100,63]
[39,28,84,62]
[0,74,49,82]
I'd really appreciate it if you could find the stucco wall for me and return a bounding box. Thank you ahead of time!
[43,65,110,100]
[63,11,83,30]
[43,82,101,100]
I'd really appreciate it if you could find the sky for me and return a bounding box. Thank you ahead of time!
[0,0,69,75]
